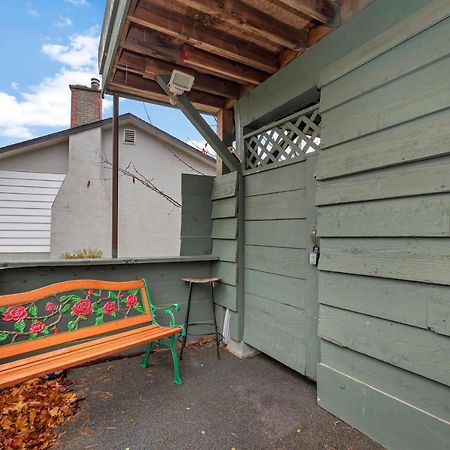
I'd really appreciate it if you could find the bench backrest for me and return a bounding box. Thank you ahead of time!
[0,279,152,360]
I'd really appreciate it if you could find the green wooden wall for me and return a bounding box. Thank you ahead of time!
[180,174,214,256]
[208,172,240,338]
[316,7,450,449]
[0,257,218,336]
[235,0,433,129]
[242,158,319,377]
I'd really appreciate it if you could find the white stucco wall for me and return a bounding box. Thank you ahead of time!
[50,127,112,258]
[0,141,69,174]
[100,124,215,257]
[0,119,215,261]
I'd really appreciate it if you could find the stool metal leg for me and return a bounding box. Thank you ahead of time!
[180,281,193,361]
[210,282,220,360]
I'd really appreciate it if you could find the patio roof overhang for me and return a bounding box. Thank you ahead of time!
[99,0,373,114]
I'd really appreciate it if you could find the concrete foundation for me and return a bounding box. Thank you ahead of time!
[226,338,259,358]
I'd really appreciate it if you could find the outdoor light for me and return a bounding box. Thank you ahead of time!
[168,70,195,96]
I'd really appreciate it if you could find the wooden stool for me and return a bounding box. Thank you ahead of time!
[180,277,222,360]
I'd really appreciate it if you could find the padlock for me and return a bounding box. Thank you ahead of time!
[309,245,320,266]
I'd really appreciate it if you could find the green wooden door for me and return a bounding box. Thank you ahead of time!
[242,110,320,378]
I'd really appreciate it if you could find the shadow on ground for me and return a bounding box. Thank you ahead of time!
[59,345,383,450]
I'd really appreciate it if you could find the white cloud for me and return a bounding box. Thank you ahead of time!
[65,0,88,5]
[0,30,108,143]
[55,16,73,28]
[42,33,98,68]
[26,3,39,17]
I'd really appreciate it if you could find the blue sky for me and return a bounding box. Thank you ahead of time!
[0,0,212,150]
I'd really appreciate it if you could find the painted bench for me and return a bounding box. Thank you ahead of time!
[0,279,184,388]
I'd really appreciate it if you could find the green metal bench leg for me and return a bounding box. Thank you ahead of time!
[140,342,154,369]
[169,335,182,385]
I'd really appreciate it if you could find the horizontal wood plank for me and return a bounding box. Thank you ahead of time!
[0,210,51,218]
[428,294,450,337]
[244,293,306,374]
[211,218,237,240]
[245,190,306,220]
[0,186,60,195]
[318,305,450,386]
[320,237,450,286]
[213,282,237,311]
[319,272,428,328]
[212,261,237,286]
[317,364,450,450]
[211,197,237,219]
[317,194,450,237]
[245,245,305,279]
[316,108,450,180]
[0,222,50,230]
[321,341,450,423]
[245,268,306,309]
[0,246,49,253]
[321,55,450,148]
[245,160,306,196]
[316,155,450,205]
[0,171,65,181]
[212,239,237,262]
[211,172,237,200]
[320,16,450,112]
[245,219,307,248]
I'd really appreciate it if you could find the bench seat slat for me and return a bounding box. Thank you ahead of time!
[0,324,181,388]
[0,324,160,372]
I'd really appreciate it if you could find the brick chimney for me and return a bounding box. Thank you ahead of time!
[69,78,102,128]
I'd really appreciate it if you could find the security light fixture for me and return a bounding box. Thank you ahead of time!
[168,70,195,96]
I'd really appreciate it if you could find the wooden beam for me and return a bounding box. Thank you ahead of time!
[123,29,268,85]
[307,24,333,46]
[182,45,268,86]
[275,0,338,26]
[217,109,235,175]
[118,51,242,99]
[128,5,278,73]
[143,58,242,99]
[112,69,227,110]
[175,0,306,50]
[156,75,241,172]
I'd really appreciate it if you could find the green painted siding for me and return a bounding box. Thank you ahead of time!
[210,172,239,315]
[316,8,450,449]
[242,158,319,378]
[236,0,433,128]
[180,174,214,256]
[0,257,217,335]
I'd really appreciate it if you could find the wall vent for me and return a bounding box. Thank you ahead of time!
[123,129,136,145]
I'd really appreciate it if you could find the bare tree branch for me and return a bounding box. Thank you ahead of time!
[100,155,181,208]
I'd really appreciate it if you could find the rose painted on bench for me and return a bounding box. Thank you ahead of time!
[0,288,147,345]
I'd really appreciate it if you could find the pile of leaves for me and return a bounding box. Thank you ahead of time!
[0,377,78,449]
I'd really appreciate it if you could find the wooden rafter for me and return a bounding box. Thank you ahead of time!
[274,0,338,26]
[182,45,268,85]
[111,70,226,112]
[123,27,268,85]
[173,0,307,49]
[128,4,279,73]
[117,51,242,98]
[102,0,372,111]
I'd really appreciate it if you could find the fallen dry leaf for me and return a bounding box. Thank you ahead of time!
[0,377,78,449]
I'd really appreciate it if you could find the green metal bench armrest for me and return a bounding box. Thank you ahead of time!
[150,303,185,335]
